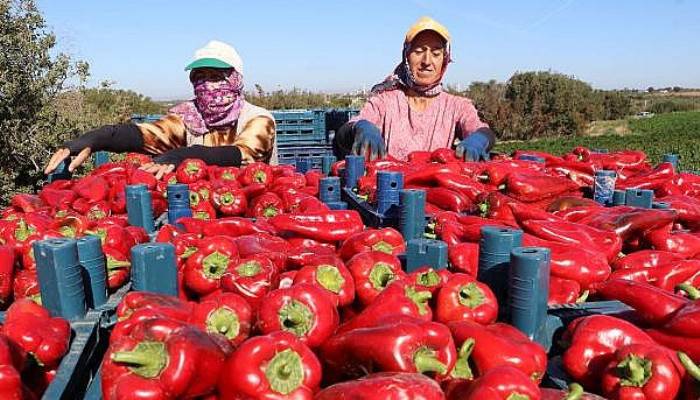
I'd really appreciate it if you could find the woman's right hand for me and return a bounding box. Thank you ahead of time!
[44,147,92,175]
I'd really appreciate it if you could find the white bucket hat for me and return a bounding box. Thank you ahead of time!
[185,40,243,74]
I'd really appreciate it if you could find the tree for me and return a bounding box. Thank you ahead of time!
[0,0,86,201]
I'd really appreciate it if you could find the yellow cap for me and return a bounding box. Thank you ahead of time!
[405,16,450,44]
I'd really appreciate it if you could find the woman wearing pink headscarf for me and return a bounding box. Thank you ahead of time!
[333,17,495,162]
[45,40,276,178]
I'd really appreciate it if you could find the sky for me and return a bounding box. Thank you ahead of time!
[37,0,700,100]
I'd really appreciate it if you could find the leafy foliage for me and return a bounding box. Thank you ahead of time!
[495,111,700,171]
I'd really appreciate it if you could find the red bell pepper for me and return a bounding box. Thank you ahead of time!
[0,245,16,308]
[217,331,322,400]
[285,244,337,270]
[436,273,498,325]
[503,172,580,203]
[338,227,405,260]
[658,195,700,230]
[600,343,682,400]
[10,194,45,213]
[407,150,432,163]
[338,281,433,334]
[430,147,460,163]
[654,260,700,291]
[239,162,273,187]
[102,318,227,400]
[409,266,451,295]
[522,219,621,262]
[315,372,445,400]
[103,246,131,291]
[269,210,364,242]
[580,207,678,242]
[446,242,478,277]
[293,258,355,307]
[548,276,587,306]
[562,315,656,390]
[645,225,700,258]
[2,299,71,369]
[39,187,76,210]
[87,224,135,257]
[547,196,601,212]
[232,232,289,261]
[257,283,339,348]
[320,316,457,382]
[523,235,611,289]
[596,279,688,326]
[448,319,547,382]
[475,191,517,223]
[0,332,35,399]
[73,175,109,202]
[190,292,252,347]
[661,296,700,338]
[446,365,542,400]
[404,163,462,186]
[617,162,675,191]
[127,167,158,190]
[220,254,278,309]
[434,172,487,202]
[13,268,40,303]
[247,192,283,218]
[426,187,472,212]
[191,200,217,220]
[184,236,239,297]
[346,250,406,306]
[201,217,273,238]
[211,185,247,216]
[612,250,685,270]
[175,158,208,183]
[115,291,192,323]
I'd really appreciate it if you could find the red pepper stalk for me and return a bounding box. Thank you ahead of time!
[221,254,278,310]
[320,316,457,383]
[238,162,274,187]
[436,273,498,325]
[102,318,227,400]
[183,236,239,297]
[212,185,247,216]
[257,283,339,348]
[2,299,71,369]
[292,257,356,307]
[315,372,445,400]
[247,192,283,218]
[601,344,682,400]
[595,279,689,326]
[409,266,451,295]
[190,292,252,347]
[346,251,406,306]
[103,246,131,292]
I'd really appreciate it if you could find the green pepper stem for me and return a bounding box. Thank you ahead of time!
[405,286,432,315]
[371,241,394,254]
[413,347,447,375]
[111,341,168,379]
[575,290,590,303]
[450,338,475,380]
[265,349,304,395]
[679,352,700,382]
[315,265,344,294]
[564,383,584,400]
[676,283,700,300]
[617,354,652,387]
[458,282,486,308]
[206,307,240,339]
[278,300,313,337]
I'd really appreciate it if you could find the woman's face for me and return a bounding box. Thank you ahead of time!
[407,30,446,87]
[190,67,229,83]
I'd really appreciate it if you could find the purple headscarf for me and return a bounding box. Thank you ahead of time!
[371,40,451,97]
[169,68,245,135]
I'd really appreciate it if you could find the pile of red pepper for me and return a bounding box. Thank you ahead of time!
[11,144,700,398]
[0,299,72,398]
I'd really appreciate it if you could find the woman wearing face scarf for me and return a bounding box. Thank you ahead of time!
[333,17,495,162]
[44,40,276,178]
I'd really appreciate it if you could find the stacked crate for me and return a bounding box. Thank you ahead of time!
[273,109,331,169]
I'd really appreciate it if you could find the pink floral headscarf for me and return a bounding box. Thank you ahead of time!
[169,68,245,135]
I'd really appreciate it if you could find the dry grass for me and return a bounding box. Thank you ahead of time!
[584,119,631,136]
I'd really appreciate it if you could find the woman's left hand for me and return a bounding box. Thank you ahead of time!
[140,162,175,180]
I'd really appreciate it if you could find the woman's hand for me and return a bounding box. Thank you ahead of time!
[44,147,92,175]
[140,162,175,180]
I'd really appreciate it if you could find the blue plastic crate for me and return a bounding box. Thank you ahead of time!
[130,114,163,123]
[93,283,132,329]
[342,187,398,228]
[278,144,332,170]
[272,109,325,126]
[276,130,326,144]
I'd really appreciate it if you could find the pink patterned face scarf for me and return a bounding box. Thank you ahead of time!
[169,68,245,135]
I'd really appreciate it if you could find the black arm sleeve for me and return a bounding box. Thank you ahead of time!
[64,124,145,155]
[152,145,242,168]
[332,121,357,161]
